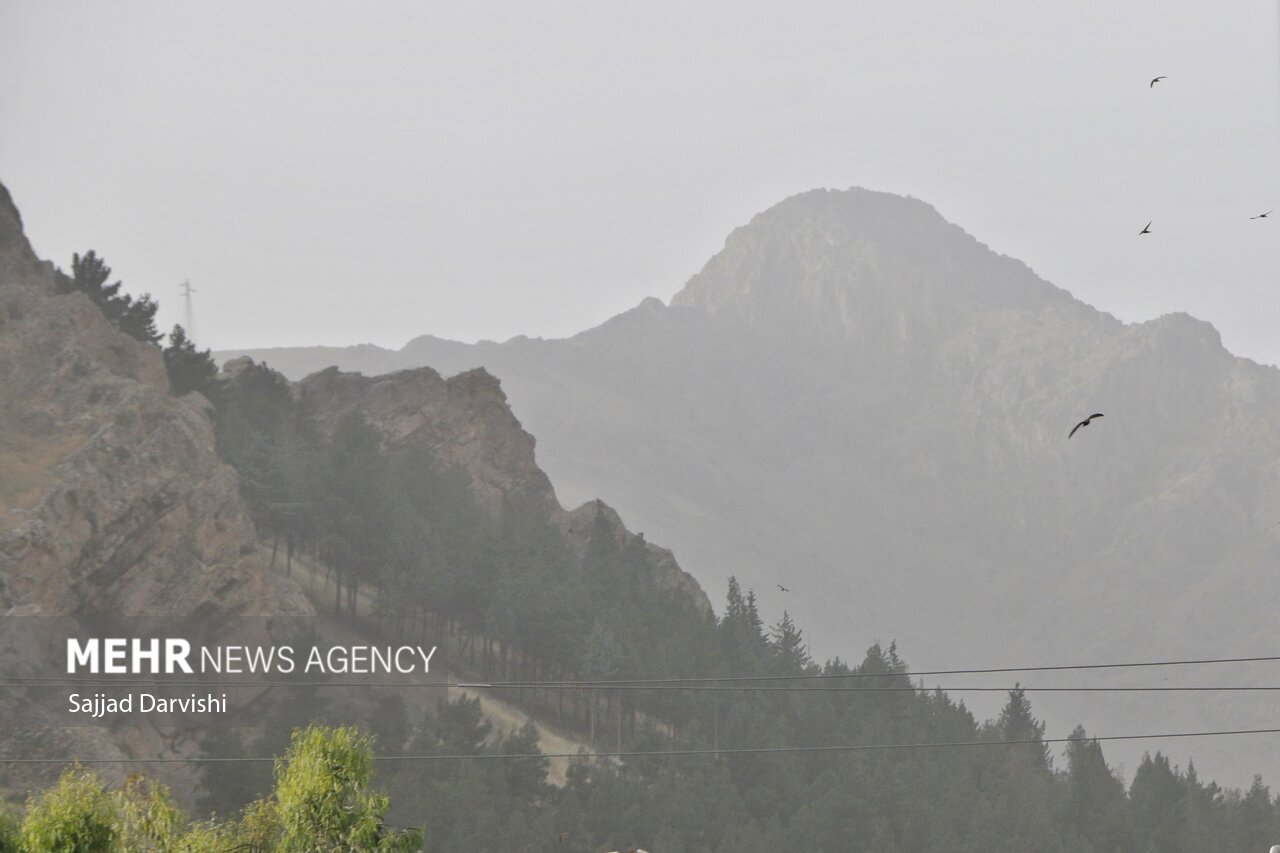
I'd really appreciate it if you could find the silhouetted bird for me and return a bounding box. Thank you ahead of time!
[1069,414,1105,439]
[1139,221,1152,235]
[777,585,790,593]
[1251,210,1272,220]
[1150,76,1166,87]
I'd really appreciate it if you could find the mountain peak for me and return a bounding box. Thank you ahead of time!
[671,186,1073,334]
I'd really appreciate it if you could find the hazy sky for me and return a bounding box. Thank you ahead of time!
[3,2,1278,359]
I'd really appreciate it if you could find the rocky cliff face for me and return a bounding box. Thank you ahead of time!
[292,364,711,614]
[296,365,560,515]
[0,183,313,791]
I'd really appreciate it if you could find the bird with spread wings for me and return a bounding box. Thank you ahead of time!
[1069,413,1105,439]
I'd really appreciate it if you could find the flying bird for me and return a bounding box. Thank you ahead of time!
[1068,413,1105,439]
[777,585,790,593]
[1139,221,1152,235]
[1251,210,1272,220]
[1149,76,1166,87]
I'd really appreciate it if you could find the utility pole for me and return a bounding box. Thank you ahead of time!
[179,279,197,342]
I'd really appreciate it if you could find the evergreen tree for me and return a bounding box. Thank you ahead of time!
[1179,759,1223,852]
[770,610,811,672]
[581,622,620,682]
[996,685,1051,774]
[1130,752,1185,852]
[500,721,550,800]
[720,577,769,668]
[316,411,383,616]
[1064,725,1129,852]
[428,696,492,756]
[1237,775,1277,853]
[163,324,219,399]
[60,250,161,343]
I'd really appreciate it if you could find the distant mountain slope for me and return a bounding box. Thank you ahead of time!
[221,187,1280,784]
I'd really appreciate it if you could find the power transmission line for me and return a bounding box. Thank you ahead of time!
[7,680,1280,693]
[471,652,1280,686]
[0,726,1276,765]
[7,652,1280,690]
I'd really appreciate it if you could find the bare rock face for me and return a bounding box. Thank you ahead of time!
[558,499,711,615]
[0,183,313,787]
[299,365,560,515]
[296,365,712,614]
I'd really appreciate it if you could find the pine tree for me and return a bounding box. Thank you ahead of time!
[500,721,549,800]
[720,577,766,668]
[1238,775,1277,853]
[61,251,161,343]
[770,611,811,672]
[996,685,1050,774]
[1064,725,1128,851]
[317,412,383,616]
[428,696,492,756]
[1129,752,1184,851]
[163,324,219,398]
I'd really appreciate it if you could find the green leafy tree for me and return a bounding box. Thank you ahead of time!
[113,776,185,852]
[19,767,116,853]
[170,820,237,853]
[0,809,18,853]
[270,724,421,852]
